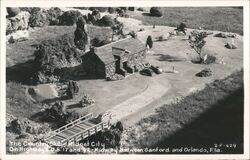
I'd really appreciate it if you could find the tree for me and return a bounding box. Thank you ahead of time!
[74,16,89,51]
[66,80,79,99]
[175,22,187,35]
[189,31,207,63]
[150,7,162,17]
[146,35,153,49]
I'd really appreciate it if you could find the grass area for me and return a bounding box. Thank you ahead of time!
[6,82,44,119]
[6,25,113,85]
[6,25,112,67]
[124,69,243,153]
[131,7,243,35]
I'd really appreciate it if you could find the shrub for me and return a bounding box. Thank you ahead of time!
[108,7,116,14]
[119,7,127,12]
[92,9,101,20]
[65,111,87,124]
[33,33,83,84]
[45,101,67,121]
[29,9,50,27]
[7,7,20,17]
[96,7,108,12]
[19,7,40,13]
[128,7,135,11]
[115,121,123,132]
[79,94,95,107]
[47,7,63,25]
[146,35,153,48]
[97,15,115,26]
[59,10,82,25]
[73,7,89,10]
[89,7,108,12]
[175,22,187,35]
[150,7,163,17]
[137,7,144,11]
[83,121,124,149]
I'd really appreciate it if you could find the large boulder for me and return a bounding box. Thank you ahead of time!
[225,42,237,49]
[6,30,29,43]
[33,33,83,84]
[97,15,115,26]
[6,11,30,34]
[214,33,227,38]
[7,7,21,17]
[9,118,45,135]
[29,9,50,27]
[196,68,212,77]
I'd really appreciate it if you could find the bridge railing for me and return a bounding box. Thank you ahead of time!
[45,113,93,140]
[61,122,109,146]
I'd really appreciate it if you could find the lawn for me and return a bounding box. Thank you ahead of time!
[6,82,44,119]
[6,25,112,67]
[131,7,243,35]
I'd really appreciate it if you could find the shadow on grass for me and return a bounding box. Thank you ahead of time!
[153,86,244,154]
[6,60,35,85]
[42,95,69,104]
[6,59,103,85]
[67,103,81,109]
[142,13,153,17]
[153,54,186,62]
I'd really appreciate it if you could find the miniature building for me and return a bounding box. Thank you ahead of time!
[82,37,146,79]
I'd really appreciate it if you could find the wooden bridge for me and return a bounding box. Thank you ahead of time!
[44,113,110,146]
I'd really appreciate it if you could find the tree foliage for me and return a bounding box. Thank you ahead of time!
[146,35,153,48]
[189,30,207,62]
[150,7,163,17]
[66,80,79,99]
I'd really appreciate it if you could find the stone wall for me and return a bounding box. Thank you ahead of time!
[105,62,116,78]
[126,50,146,72]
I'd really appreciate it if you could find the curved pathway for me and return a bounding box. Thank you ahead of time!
[107,75,171,123]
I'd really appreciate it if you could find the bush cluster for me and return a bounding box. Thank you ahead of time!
[150,7,163,17]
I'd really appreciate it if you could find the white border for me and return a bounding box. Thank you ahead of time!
[1,0,249,160]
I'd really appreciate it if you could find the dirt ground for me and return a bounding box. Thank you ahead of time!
[121,25,243,126]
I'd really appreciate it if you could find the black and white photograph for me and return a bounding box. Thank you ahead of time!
[0,0,249,159]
